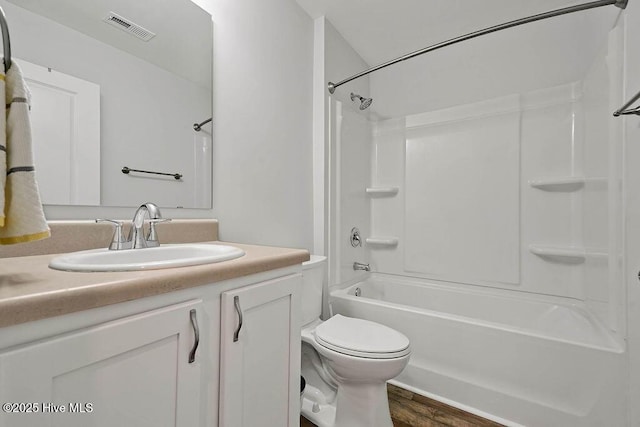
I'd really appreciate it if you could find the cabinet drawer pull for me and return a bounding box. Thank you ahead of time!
[233,296,243,342]
[189,309,199,363]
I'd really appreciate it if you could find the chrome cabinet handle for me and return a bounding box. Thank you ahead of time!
[189,309,199,363]
[233,296,243,342]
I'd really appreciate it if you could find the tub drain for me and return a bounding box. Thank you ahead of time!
[355,287,361,297]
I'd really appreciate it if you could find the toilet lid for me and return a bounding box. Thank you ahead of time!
[314,315,410,359]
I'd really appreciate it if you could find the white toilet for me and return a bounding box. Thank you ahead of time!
[300,256,411,427]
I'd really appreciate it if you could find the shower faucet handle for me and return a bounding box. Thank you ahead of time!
[350,227,362,247]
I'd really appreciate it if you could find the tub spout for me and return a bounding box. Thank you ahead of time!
[353,262,370,271]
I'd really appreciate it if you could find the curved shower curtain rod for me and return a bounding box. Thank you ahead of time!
[327,0,628,94]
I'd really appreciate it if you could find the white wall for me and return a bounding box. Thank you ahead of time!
[623,0,640,423]
[188,0,314,250]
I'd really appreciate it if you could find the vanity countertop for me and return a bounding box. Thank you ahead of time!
[0,241,309,328]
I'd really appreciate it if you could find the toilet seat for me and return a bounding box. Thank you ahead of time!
[314,315,410,359]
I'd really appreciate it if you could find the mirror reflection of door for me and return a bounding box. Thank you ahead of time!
[21,59,100,206]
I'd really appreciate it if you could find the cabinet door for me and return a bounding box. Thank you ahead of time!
[0,299,202,427]
[219,274,301,427]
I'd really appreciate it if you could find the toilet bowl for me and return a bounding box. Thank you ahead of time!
[300,256,411,427]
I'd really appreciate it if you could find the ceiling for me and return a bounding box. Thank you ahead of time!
[295,0,621,67]
[6,0,213,88]
[296,0,623,116]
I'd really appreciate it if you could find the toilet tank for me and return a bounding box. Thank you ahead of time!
[301,255,327,326]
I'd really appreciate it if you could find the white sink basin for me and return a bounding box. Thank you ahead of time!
[49,244,245,272]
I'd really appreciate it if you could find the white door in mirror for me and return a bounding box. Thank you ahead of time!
[20,59,101,206]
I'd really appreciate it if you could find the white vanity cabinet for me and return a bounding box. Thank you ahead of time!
[219,274,301,427]
[0,299,203,427]
[0,267,303,427]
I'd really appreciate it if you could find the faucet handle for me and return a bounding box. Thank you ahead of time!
[96,219,127,250]
[146,218,172,246]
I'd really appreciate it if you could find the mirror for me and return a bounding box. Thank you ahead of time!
[2,0,213,209]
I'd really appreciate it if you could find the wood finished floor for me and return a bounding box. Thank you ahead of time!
[300,384,504,427]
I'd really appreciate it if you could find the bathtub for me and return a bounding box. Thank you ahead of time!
[330,274,626,427]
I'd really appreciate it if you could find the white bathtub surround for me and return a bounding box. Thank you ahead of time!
[369,80,620,298]
[328,100,373,286]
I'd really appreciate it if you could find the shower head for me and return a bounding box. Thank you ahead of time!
[350,92,373,110]
[360,97,373,110]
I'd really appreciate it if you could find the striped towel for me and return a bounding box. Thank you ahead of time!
[0,61,49,245]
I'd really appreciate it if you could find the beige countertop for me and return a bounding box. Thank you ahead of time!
[0,242,310,328]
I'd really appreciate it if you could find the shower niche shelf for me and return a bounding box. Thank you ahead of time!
[529,245,608,263]
[365,237,399,247]
[528,177,585,192]
[365,187,399,197]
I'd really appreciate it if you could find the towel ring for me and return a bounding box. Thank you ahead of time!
[0,7,12,71]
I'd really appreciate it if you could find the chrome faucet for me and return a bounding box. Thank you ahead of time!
[96,202,170,250]
[129,202,164,249]
[353,262,370,271]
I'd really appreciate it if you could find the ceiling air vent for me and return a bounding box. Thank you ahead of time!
[103,12,156,42]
